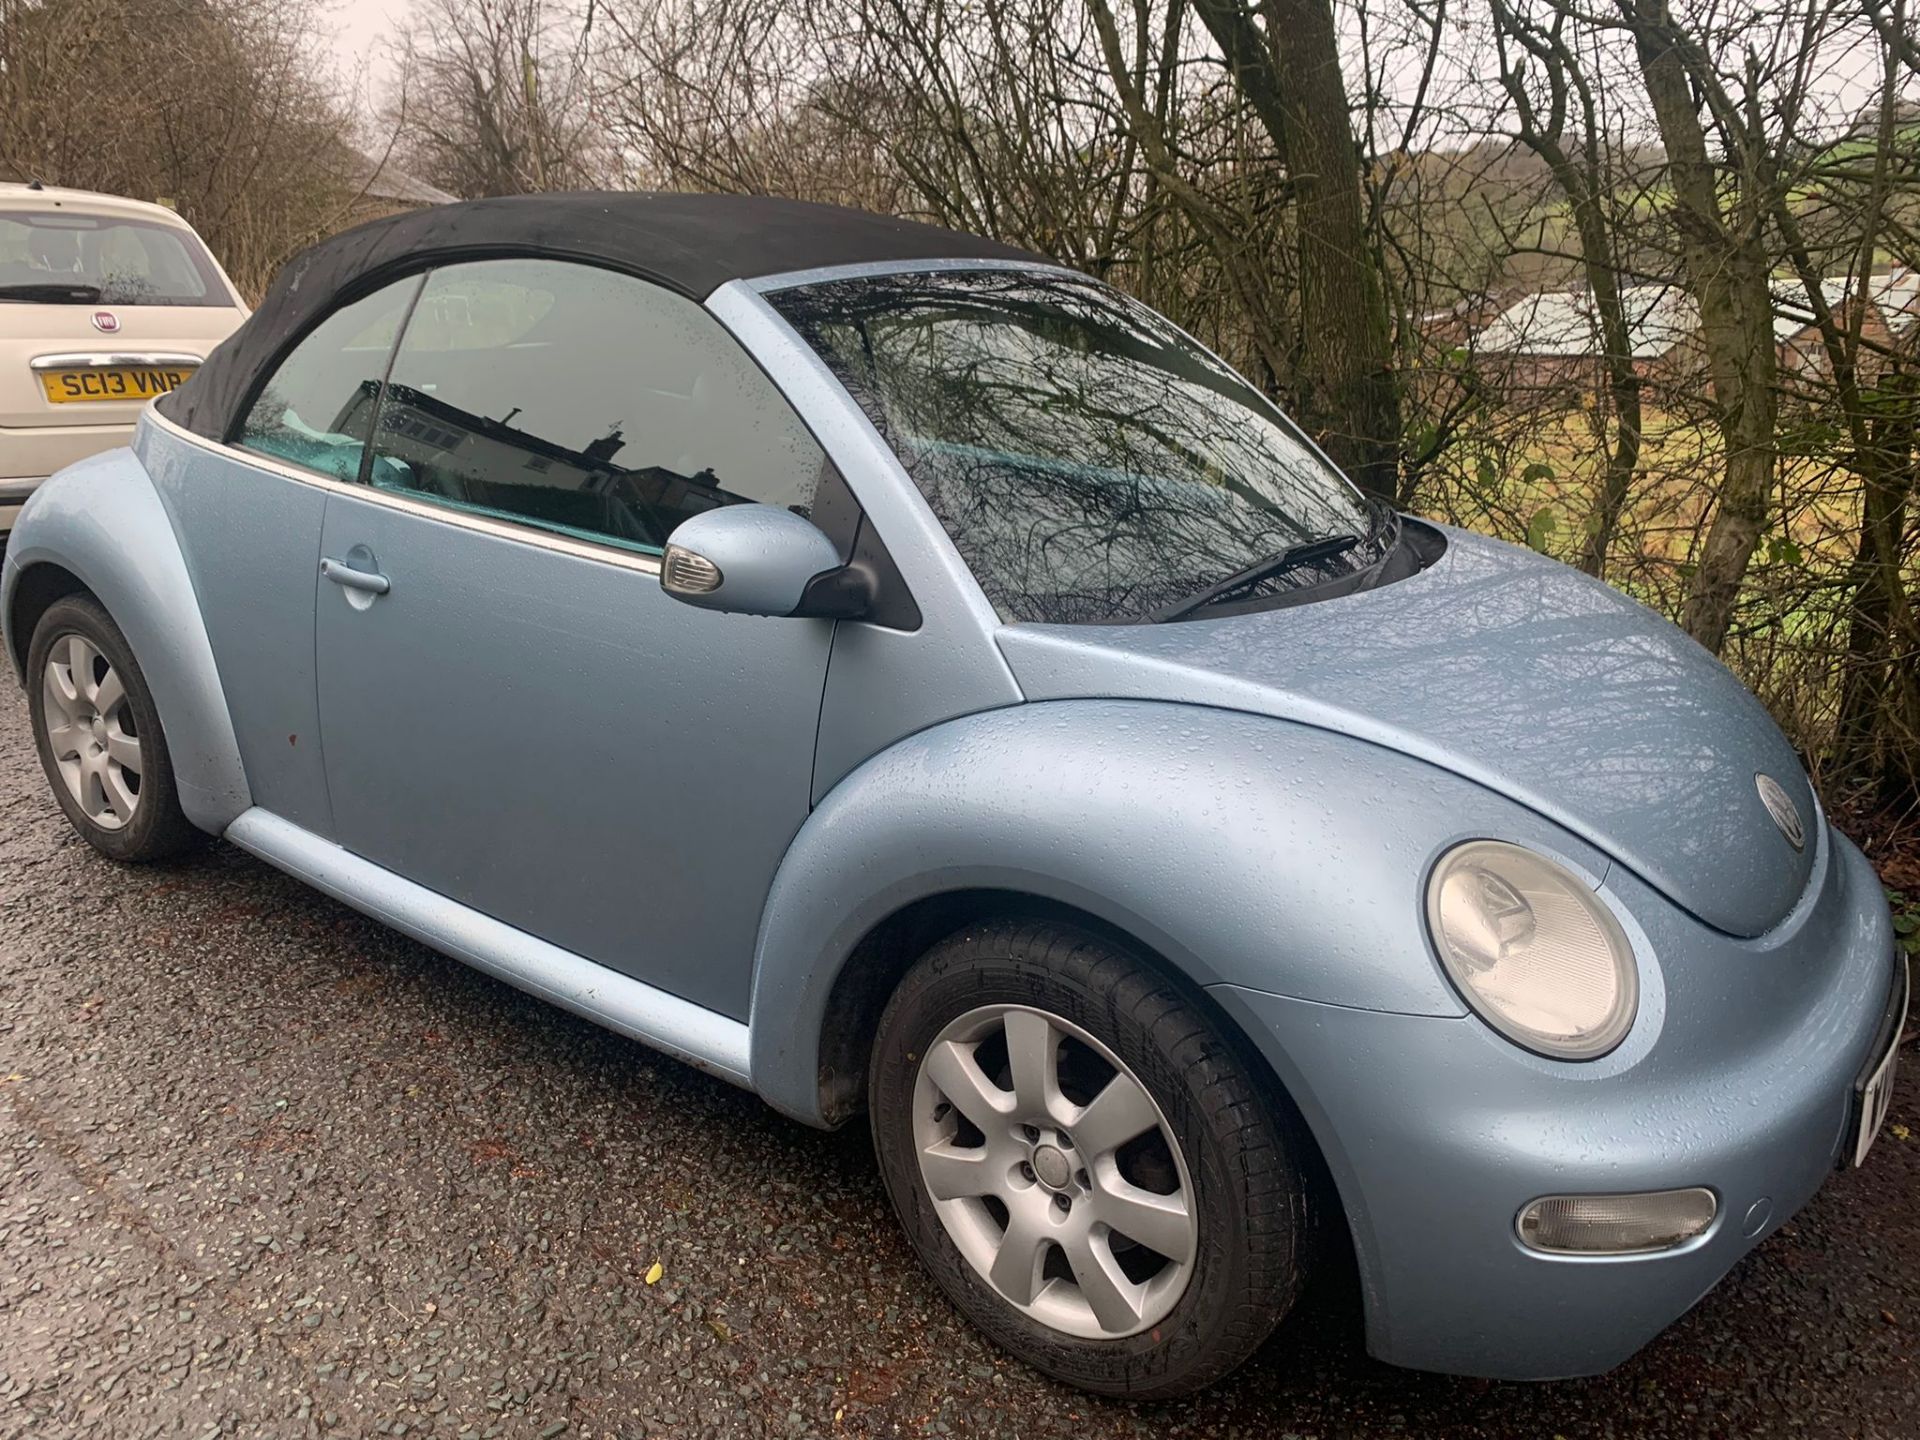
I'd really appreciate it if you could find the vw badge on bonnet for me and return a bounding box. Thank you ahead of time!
[1755,773,1806,852]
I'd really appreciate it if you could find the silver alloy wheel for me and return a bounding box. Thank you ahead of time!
[912,1003,1198,1340]
[41,633,142,831]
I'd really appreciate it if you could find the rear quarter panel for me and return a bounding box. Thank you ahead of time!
[2,437,248,831]
[137,417,332,833]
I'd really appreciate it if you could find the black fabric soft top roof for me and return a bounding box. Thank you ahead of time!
[160,191,1049,440]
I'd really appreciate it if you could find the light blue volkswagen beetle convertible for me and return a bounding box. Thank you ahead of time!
[2,194,1905,1397]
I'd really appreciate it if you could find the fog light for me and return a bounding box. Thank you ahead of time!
[1516,1189,1717,1255]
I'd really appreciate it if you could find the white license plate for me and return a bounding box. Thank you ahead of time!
[1854,1040,1898,1166]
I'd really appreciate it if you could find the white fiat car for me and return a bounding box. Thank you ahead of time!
[0,183,245,535]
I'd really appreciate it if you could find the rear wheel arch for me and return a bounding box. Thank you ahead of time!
[3,448,251,832]
[6,561,90,679]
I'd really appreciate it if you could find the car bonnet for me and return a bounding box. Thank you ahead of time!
[994,524,1819,939]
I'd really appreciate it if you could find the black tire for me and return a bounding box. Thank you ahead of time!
[869,918,1309,1398]
[26,594,199,863]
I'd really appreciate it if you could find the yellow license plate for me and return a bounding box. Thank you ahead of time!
[39,366,195,404]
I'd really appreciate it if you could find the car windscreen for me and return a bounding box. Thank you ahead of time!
[768,268,1383,624]
[0,210,229,306]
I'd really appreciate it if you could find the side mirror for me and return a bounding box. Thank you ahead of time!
[660,504,871,620]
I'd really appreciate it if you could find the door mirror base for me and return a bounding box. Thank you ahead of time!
[793,562,874,620]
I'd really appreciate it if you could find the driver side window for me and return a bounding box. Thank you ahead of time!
[361,258,829,556]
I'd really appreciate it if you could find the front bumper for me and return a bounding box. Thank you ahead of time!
[1213,824,1900,1379]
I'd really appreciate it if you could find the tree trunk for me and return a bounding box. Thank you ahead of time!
[1190,0,1401,498]
[1834,383,1920,802]
[1561,163,1643,578]
[1619,0,1778,655]
[1576,378,1644,578]
[1488,1,1644,578]
[1680,430,1774,649]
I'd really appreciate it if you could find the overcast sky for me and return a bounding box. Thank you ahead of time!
[330,0,411,100]
[320,0,1894,156]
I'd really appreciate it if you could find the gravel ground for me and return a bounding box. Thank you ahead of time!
[1,675,1916,1440]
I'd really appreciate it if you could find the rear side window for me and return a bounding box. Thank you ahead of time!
[233,278,421,481]
[361,258,827,555]
[0,211,230,306]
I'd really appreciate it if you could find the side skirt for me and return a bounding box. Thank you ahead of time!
[224,807,755,1089]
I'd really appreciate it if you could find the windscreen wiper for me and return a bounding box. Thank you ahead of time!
[0,282,104,303]
[1149,532,1363,623]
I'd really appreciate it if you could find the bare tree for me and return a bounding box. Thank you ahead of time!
[387,0,606,198]
[1167,0,1402,498]
[1490,0,1646,578]
[1610,0,1784,654]
[1763,8,1920,804]
[0,0,369,295]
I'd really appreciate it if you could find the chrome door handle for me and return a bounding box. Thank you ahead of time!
[319,556,391,595]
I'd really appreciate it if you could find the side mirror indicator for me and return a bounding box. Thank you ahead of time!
[662,545,723,596]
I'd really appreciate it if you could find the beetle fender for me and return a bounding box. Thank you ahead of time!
[747,698,1613,1125]
[2,446,249,833]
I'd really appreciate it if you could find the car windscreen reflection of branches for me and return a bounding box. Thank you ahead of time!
[775,270,1381,623]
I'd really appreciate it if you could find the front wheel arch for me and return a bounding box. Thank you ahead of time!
[818,889,1357,1288]
[817,889,1263,1129]
[751,701,1512,1138]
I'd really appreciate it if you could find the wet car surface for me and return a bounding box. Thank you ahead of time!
[1,676,1914,1440]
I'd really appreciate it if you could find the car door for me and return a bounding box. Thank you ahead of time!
[170,274,421,837]
[311,258,835,1020]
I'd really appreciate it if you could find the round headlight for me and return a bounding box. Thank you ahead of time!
[1426,840,1637,1059]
